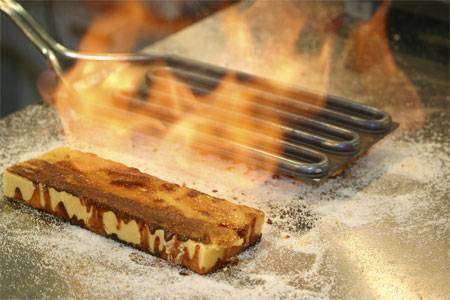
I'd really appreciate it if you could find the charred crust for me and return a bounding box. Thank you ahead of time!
[161,182,177,192]
[110,179,146,188]
[187,190,199,197]
[5,148,264,249]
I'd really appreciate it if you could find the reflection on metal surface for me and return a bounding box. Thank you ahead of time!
[338,234,415,299]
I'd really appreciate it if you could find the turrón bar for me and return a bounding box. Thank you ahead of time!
[2,147,264,274]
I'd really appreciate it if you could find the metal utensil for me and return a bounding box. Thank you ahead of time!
[0,0,397,181]
[0,0,162,77]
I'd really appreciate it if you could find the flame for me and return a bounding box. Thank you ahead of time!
[53,2,165,151]
[52,0,295,180]
[78,2,190,53]
[147,68,284,175]
[221,3,310,87]
[48,0,423,183]
[343,2,424,130]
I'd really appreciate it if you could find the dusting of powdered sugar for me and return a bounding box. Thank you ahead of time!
[1,104,449,299]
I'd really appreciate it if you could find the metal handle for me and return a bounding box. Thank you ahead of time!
[0,0,65,76]
[0,0,163,72]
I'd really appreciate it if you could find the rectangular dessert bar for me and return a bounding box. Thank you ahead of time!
[2,147,264,274]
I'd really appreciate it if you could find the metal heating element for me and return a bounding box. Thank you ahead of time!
[116,56,398,182]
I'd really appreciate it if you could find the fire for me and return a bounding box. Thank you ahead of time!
[78,2,190,53]
[53,2,165,151]
[159,71,283,169]
[343,2,424,130]
[47,1,423,181]
[52,1,291,178]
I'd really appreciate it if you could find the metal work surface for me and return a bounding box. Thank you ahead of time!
[1,2,449,299]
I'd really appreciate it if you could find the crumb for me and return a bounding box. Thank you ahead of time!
[212,189,218,193]
[179,271,189,276]
[267,218,273,225]
[284,235,290,239]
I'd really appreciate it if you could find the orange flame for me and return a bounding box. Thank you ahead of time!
[48,0,423,183]
[344,2,424,130]
[52,1,293,179]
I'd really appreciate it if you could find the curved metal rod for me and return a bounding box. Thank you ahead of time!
[0,0,163,68]
[0,0,65,76]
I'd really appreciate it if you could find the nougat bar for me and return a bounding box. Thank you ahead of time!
[2,147,264,274]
